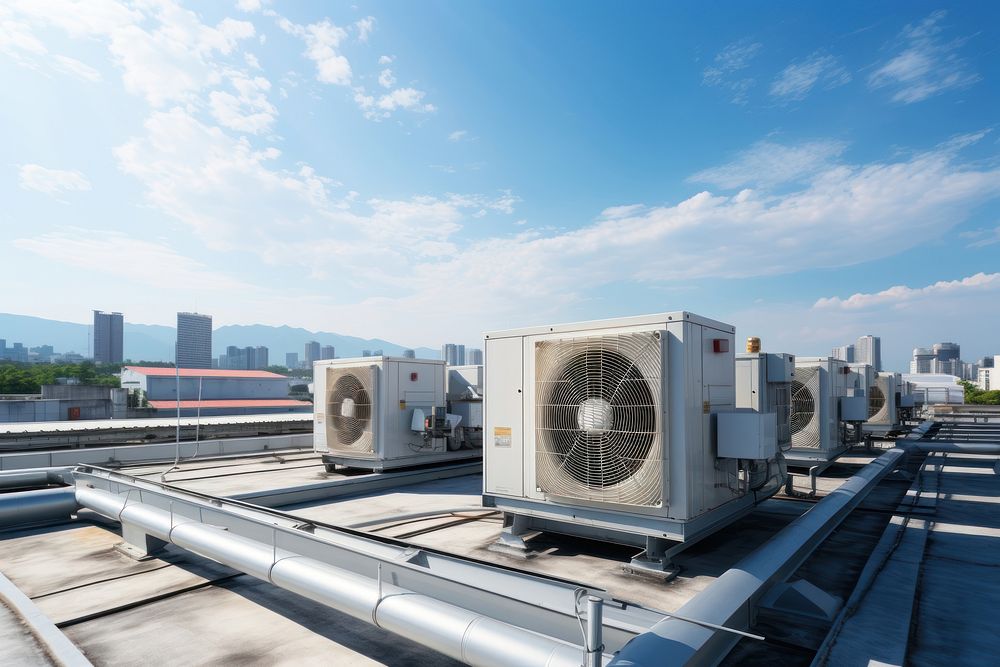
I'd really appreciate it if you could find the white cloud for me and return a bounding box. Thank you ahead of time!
[869,10,980,104]
[448,130,468,142]
[18,164,91,195]
[378,67,395,88]
[702,38,761,104]
[236,0,262,12]
[689,139,847,189]
[354,16,375,43]
[13,229,253,291]
[6,1,256,106]
[961,225,1000,248]
[815,273,1000,310]
[376,87,434,112]
[280,17,352,86]
[770,53,850,101]
[378,54,393,65]
[209,72,277,133]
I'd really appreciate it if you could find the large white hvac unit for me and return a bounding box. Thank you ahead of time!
[483,312,786,557]
[314,357,481,472]
[788,357,859,465]
[864,372,901,434]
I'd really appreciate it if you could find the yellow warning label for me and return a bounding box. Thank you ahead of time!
[494,426,512,448]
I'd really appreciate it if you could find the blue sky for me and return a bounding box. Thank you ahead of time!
[1,0,998,370]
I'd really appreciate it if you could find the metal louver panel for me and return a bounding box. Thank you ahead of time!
[534,331,663,507]
[325,366,375,453]
[791,367,821,449]
[869,378,889,423]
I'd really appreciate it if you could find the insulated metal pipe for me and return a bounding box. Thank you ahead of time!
[76,487,597,667]
[912,441,1000,454]
[0,487,78,528]
[609,447,908,666]
[0,467,75,490]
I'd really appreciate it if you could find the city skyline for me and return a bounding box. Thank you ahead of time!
[2,2,998,369]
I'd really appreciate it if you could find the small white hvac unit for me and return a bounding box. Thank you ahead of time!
[864,372,901,434]
[483,311,786,560]
[447,365,484,450]
[314,357,481,472]
[735,352,795,452]
[788,357,858,465]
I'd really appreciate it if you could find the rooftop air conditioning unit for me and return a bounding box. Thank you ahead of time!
[314,357,479,472]
[447,365,484,450]
[864,372,900,434]
[787,357,853,465]
[483,312,786,569]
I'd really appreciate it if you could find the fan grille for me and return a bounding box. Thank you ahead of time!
[791,367,821,449]
[325,367,374,453]
[868,385,886,420]
[534,332,663,507]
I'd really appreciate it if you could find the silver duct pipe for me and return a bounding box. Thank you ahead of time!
[0,487,78,528]
[912,441,1000,454]
[76,487,598,667]
[609,447,908,666]
[0,466,75,490]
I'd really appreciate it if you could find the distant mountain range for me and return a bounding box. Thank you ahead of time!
[0,313,439,363]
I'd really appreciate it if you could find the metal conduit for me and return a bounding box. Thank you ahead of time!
[75,487,597,667]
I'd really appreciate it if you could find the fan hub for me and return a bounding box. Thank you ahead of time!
[577,398,614,434]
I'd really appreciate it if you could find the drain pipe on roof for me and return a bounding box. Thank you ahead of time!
[609,446,909,667]
[76,486,601,667]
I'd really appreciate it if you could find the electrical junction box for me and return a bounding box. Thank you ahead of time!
[766,354,795,383]
[717,410,778,460]
[839,396,868,422]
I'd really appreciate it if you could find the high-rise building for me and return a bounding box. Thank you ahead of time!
[255,346,268,369]
[854,335,881,372]
[304,341,320,366]
[832,344,855,363]
[979,356,995,369]
[910,347,935,374]
[372,349,383,356]
[93,310,124,364]
[467,348,483,365]
[441,343,466,365]
[362,349,372,357]
[176,312,212,369]
[932,342,961,376]
[285,352,299,369]
[320,345,335,360]
[402,349,416,359]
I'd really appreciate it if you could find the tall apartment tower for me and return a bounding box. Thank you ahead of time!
[285,352,299,369]
[855,335,882,372]
[176,312,212,369]
[255,346,269,369]
[320,345,335,360]
[832,344,855,363]
[93,310,124,364]
[304,341,321,365]
[441,343,466,365]
[467,348,484,365]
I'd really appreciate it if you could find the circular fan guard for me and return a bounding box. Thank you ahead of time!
[328,373,372,446]
[868,385,885,419]
[790,379,815,436]
[538,348,656,488]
